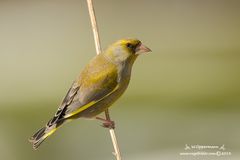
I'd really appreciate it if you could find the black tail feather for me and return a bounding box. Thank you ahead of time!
[29,126,49,149]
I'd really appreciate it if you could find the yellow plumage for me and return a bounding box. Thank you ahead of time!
[29,38,151,149]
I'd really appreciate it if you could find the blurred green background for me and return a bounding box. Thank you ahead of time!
[0,0,240,159]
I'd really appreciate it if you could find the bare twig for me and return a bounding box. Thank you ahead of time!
[104,107,111,120]
[86,0,122,160]
[105,110,121,160]
[86,0,101,55]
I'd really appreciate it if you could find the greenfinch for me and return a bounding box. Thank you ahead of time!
[29,38,151,149]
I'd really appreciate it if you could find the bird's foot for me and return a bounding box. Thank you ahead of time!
[96,117,115,129]
[102,120,115,129]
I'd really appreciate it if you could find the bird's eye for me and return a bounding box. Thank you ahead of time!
[126,43,134,49]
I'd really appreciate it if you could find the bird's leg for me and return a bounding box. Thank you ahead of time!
[96,117,115,129]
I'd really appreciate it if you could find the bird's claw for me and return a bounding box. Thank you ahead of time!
[101,120,115,129]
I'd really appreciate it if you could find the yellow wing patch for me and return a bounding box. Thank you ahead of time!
[64,85,119,119]
[43,128,57,139]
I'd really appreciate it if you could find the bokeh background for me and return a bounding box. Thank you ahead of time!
[0,0,240,159]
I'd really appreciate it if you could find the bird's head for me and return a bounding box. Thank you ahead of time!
[104,38,151,64]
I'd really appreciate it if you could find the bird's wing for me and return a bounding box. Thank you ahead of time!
[63,56,119,119]
[46,81,80,126]
[47,55,119,124]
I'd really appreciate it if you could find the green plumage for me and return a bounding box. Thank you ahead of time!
[29,39,151,149]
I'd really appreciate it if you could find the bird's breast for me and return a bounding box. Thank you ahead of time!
[116,63,133,94]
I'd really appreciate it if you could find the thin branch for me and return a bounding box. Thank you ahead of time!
[86,0,101,55]
[104,107,111,120]
[86,1,122,160]
[105,110,121,160]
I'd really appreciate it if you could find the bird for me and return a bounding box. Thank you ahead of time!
[29,38,151,150]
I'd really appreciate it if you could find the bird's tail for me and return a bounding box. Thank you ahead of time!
[29,121,63,150]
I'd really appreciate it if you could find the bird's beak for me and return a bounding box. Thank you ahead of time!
[135,43,152,55]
